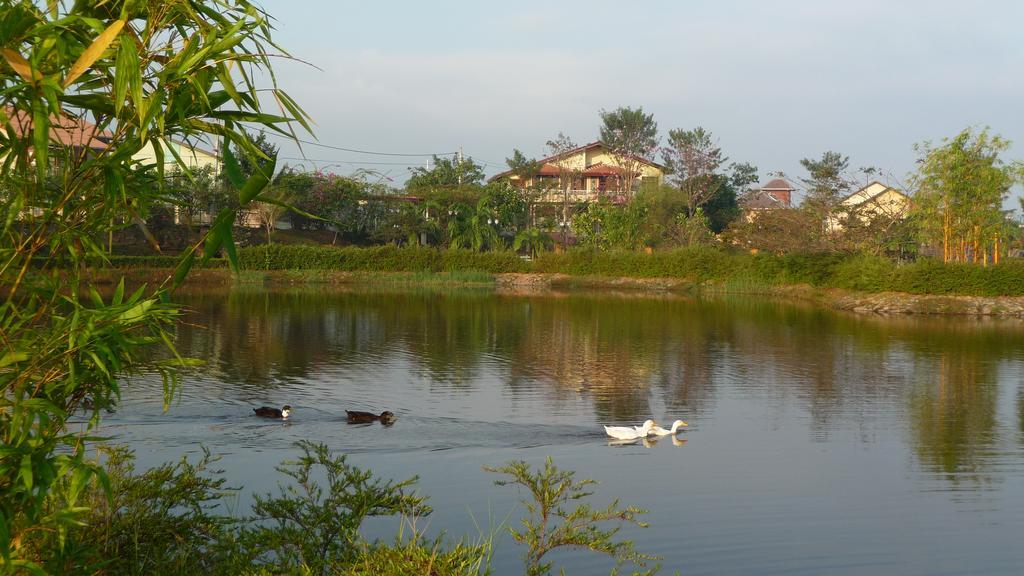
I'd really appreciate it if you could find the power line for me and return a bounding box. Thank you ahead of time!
[258,129,456,157]
[278,156,427,166]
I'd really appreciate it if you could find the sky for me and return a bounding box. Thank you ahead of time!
[252,0,1023,203]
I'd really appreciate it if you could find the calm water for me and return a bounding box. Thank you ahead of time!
[96,287,1024,574]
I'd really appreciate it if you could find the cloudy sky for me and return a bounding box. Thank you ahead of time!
[254,0,1022,201]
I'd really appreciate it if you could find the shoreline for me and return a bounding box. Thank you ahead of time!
[81,267,1024,318]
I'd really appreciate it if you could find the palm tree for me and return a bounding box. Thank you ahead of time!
[513,227,553,258]
[447,197,502,252]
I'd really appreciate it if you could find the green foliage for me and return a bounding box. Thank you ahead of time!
[799,151,853,211]
[18,443,486,576]
[235,244,528,273]
[572,202,648,251]
[910,127,1021,263]
[243,441,430,576]
[599,106,659,196]
[483,181,528,234]
[447,197,504,252]
[505,149,542,180]
[513,227,554,258]
[167,165,226,227]
[345,530,492,576]
[103,255,228,269]
[407,155,486,190]
[286,170,365,232]
[485,457,659,576]
[33,446,237,575]
[232,131,280,183]
[0,0,308,569]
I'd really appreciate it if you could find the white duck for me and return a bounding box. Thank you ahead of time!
[649,420,688,436]
[604,419,657,440]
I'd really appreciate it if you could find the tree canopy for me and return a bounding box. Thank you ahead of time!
[406,155,485,190]
[599,106,658,197]
[0,1,309,569]
[911,127,1021,264]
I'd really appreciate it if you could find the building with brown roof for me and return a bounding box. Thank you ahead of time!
[739,177,795,221]
[489,141,665,205]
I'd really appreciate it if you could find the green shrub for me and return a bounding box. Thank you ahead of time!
[830,254,897,292]
[239,441,431,576]
[485,457,660,576]
[235,245,527,274]
[103,255,229,269]
[100,244,1024,298]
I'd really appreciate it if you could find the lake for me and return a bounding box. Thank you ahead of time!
[97,286,1024,574]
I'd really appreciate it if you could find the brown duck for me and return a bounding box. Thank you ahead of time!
[346,410,395,425]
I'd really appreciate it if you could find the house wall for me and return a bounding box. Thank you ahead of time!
[133,139,219,172]
[523,147,664,190]
[827,185,910,231]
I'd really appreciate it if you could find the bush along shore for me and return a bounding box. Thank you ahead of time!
[97,244,1024,316]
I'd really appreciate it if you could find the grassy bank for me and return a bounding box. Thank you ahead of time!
[104,245,1024,298]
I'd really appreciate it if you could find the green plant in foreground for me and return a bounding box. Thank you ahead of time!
[485,457,660,576]
[242,441,431,576]
[344,520,493,576]
[0,0,309,570]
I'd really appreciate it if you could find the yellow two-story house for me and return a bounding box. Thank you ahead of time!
[489,141,665,204]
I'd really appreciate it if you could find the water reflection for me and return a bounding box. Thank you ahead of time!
[167,287,1024,488]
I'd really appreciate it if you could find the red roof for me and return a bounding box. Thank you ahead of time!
[762,178,795,190]
[4,108,110,151]
[582,162,624,176]
[489,141,663,182]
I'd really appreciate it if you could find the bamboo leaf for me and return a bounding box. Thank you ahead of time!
[221,143,245,189]
[0,351,28,368]
[31,101,48,183]
[222,227,239,275]
[113,32,140,115]
[113,277,125,305]
[238,154,277,205]
[172,249,197,291]
[19,455,33,491]
[64,20,126,88]
[1,48,38,82]
[118,299,153,323]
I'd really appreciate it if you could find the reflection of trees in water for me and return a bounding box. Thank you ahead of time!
[173,288,1024,485]
[908,347,999,486]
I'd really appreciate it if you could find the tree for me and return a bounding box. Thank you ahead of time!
[0,1,308,570]
[799,151,852,215]
[235,130,280,181]
[406,155,485,190]
[482,181,528,237]
[599,106,658,198]
[513,227,554,258]
[447,197,502,252]
[254,187,293,245]
[505,149,541,180]
[545,133,582,245]
[661,127,726,218]
[911,127,1021,264]
[168,165,221,227]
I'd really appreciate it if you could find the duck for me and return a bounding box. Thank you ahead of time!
[649,420,688,436]
[346,410,396,425]
[254,405,291,419]
[604,419,656,440]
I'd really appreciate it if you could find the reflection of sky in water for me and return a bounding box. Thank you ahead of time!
[90,289,1024,575]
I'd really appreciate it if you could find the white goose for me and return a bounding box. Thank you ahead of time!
[649,420,688,436]
[604,419,657,440]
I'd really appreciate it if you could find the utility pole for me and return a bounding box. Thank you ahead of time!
[457,146,464,186]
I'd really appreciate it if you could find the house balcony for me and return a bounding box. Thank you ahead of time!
[531,188,629,204]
